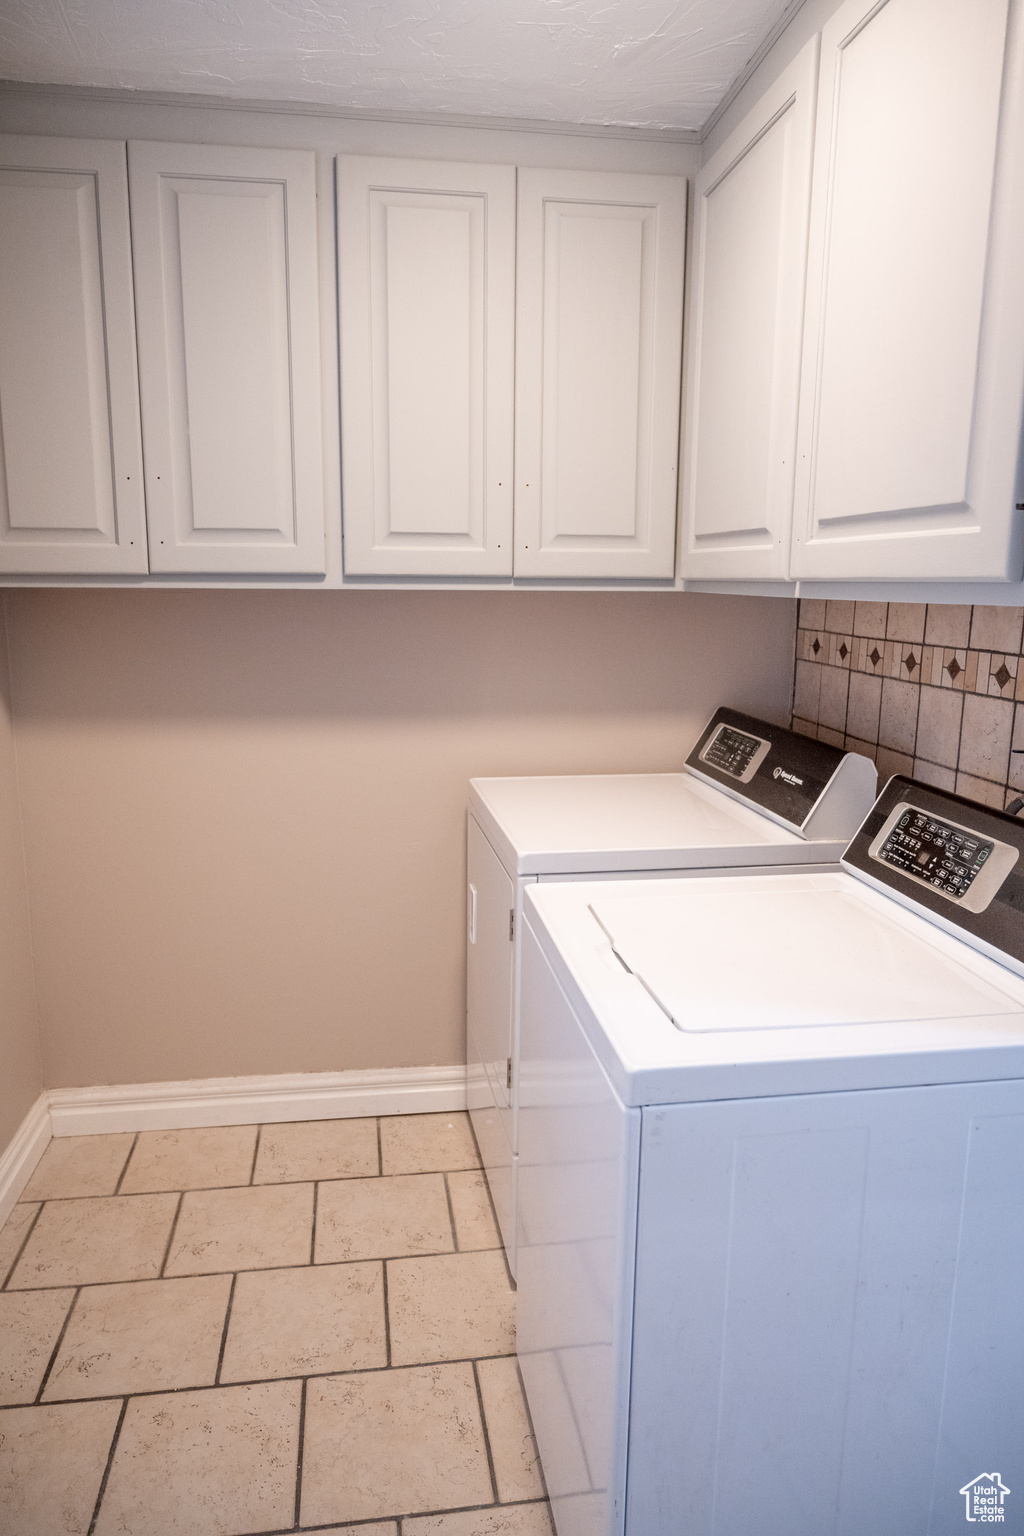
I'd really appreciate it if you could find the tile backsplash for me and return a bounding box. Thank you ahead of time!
[792,600,1024,812]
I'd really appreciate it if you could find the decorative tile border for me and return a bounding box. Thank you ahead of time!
[791,600,1024,812]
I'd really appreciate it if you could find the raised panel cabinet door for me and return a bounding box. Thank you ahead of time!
[337,156,515,577]
[791,0,1024,581]
[129,142,325,575]
[514,168,685,581]
[0,136,147,574]
[679,40,818,582]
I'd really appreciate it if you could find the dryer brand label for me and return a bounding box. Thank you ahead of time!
[773,766,804,787]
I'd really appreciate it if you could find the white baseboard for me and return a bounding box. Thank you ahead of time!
[0,1093,51,1228]
[47,1064,468,1137]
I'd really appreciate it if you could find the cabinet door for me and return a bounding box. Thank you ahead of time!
[129,142,325,575]
[790,0,1024,581]
[467,815,516,1111]
[514,168,685,581]
[679,41,818,582]
[337,157,515,577]
[0,136,147,574]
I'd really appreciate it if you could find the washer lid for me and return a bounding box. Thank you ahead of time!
[590,885,1023,1033]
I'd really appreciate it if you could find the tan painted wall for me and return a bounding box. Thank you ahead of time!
[6,588,795,1090]
[0,606,41,1147]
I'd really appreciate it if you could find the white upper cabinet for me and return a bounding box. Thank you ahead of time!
[130,142,326,575]
[679,42,818,582]
[337,157,516,577]
[514,168,686,580]
[0,136,147,574]
[791,0,1024,582]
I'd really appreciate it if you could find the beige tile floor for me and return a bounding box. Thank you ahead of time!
[0,1112,551,1536]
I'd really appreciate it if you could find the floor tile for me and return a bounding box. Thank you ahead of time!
[301,1362,492,1525]
[119,1127,257,1194]
[43,1275,230,1402]
[388,1251,516,1366]
[313,1527,398,1536]
[380,1112,481,1176]
[0,1204,39,1286]
[0,1398,122,1535]
[253,1117,379,1183]
[316,1174,453,1263]
[8,1195,179,1290]
[220,1262,385,1382]
[448,1170,500,1251]
[93,1380,301,1536]
[164,1183,313,1276]
[20,1135,136,1202]
[476,1356,545,1503]
[405,1506,553,1536]
[0,1290,75,1406]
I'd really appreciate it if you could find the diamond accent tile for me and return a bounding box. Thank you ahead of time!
[995,663,1012,690]
[946,657,962,681]
[812,638,821,656]
[838,642,849,661]
[869,647,882,668]
[903,652,918,675]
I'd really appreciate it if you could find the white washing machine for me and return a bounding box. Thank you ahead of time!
[516,774,1024,1536]
[466,708,877,1277]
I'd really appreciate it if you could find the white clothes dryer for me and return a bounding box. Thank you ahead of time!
[466,708,877,1276]
[516,773,1024,1536]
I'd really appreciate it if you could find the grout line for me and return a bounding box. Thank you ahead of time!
[113,1132,140,1196]
[34,1285,80,1403]
[376,1117,383,1177]
[235,1499,551,1536]
[294,1377,307,1528]
[442,1172,458,1252]
[3,1347,522,1410]
[1,1201,44,1290]
[1,1242,508,1295]
[954,644,967,786]
[464,1117,514,1291]
[214,1271,238,1386]
[310,1181,319,1266]
[6,1166,485,1206]
[86,1395,129,1536]
[472,1358,500,1505]
[158,1192,185,1279]
[909,605,926,772]
[249,1124,263,1186]
[789,595,800,728]
[382,1260,391,1367]
[515,1356,551,1503]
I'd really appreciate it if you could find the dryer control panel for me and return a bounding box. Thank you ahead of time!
[845,776,1024,969]
[697,722,772,783]
[685,707,877,842]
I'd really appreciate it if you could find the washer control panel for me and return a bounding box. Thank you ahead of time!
[869,803,1016,913]
[698,722,771,783]
[845,776,1024,968]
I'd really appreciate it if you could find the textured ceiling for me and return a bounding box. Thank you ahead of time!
[0,0,798,132]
